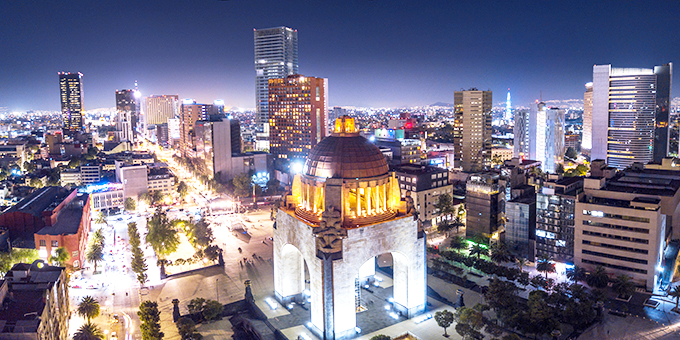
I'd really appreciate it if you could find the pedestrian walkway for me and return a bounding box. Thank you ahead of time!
[579,312,680,340]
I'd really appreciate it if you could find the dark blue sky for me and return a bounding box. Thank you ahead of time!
[1,0,678,111]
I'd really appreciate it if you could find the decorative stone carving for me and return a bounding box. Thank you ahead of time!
[314,206,346,254]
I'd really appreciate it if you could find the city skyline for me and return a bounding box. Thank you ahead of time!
[2,0,679,111]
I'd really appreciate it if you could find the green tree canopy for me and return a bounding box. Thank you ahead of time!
[73,322,104,340]
[49,247,70,266]
[565,147,578,159]
[586,265,609,289]
[146,209,179,259]
[434,309,454,337]
[77,296,100,322]
[125,197,137,211]
[434,193,456,217]
[536,255,556,279]
[138,301,164,340]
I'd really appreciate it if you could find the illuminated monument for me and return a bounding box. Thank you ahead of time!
[274,116,426,339]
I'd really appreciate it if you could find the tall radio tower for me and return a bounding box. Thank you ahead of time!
[505,89,512,121]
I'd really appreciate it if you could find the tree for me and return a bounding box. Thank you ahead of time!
[68,157,81,169]
[73,322,104,340]
[469,243,488,259]
[95,211,107,226]
[86,242,104,272]
[232,173,252,197]
[449,236,466,254]
[146,208,179,259]
[140,192,152,206]
[536,255,555,279]
[566,265,587,283]
[434,309,454,337]
[489,242,513,263]
[202,300,224,321]
[524,290,559,338]
[556,163,565,175]
[49,247,70,266]
[369,335,391,340]
[516,257,528,273]
[128,222,141,249]
[437,220,454,238]
[177,181,188,203]
[565,147,578,160]
[454,323,484,340]
[670,286,680,312]
[151,190,165,206]
[187,298,206,314]
[125,197,137,211]
[185,219,214,249]
[204,245,221,262]
[612,274,635,298]
[139,301,164,340]
[452,216,465,233]
[586,265,609,289]
[29,177,43,188]
[435,193,456,218]
[177,317,201,340]
[77,296,100,322]
[0,248,39,276]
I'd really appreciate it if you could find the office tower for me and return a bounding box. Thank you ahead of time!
[505,89,512,121]
[115,89,140,143]
[58,72,84,132]
[145,95,179,125]
[506,195,536,260]
[513,110,530,158]
[590,63,673,169]
[179,100,222,156]
[465,173,500,240]
[254,27,298,136]
[536,177,583,263]
[454,89,492,172]
[581,82,593,156]
[528,102,565,173]
[452,105,463,167]
[268,75,328,160]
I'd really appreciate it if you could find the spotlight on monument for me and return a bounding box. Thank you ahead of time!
[389,312,399,320]
[291,161,304,174]
[354,327,362,333]
[265,298,278,310]
[384,304,391,310]
[388,297,394,303]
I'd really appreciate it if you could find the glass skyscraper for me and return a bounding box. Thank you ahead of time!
[59,72,84,132]
[254,27,298,137]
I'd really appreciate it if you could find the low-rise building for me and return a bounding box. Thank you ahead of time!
[147,168,174,195]
[60,169,81,186]
[34,194,90,269]
[0,187,76,239]
[88,184,124,213]
[0,262,69,340]
[466,173,500,240]
[394,164,454,228]
[80,164,101,184]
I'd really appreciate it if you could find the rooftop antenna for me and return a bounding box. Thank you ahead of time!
[539,91,542,102]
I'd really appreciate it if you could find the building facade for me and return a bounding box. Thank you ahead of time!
[535,177,583,263]
[58,72,84,132]
[581,82,593,156]
[506,195,536,260]
[268,75,328,160]
[590,63,673,168]
[513,110,530,159]
[529,102,565,174]
[394,164,453,227]
[454,89,492,172]
[576,179,666,291]
[465,173,500,239]
[145,95,179,125]
[115,89,139,143]
[254,27,298,135]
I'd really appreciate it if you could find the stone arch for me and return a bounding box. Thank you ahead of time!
[354,250,411,314]
[277,243,309,300]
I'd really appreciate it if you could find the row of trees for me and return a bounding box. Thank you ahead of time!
[129,222,148,286]
[140,301,164,340]
[73,296,104,340]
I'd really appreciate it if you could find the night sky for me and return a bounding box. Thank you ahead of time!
[1,0,678,111]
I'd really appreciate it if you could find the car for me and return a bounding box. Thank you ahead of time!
[117,217,123,221]
[111,331,118,340]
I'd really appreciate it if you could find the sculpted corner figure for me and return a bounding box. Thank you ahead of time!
[315,206,345,254]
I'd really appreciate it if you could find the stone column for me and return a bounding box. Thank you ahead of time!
[366,187,371,214]
[355,189,361,217]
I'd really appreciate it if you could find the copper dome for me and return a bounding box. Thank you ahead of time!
[304,135,389,179]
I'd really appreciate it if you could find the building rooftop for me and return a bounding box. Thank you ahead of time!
[3,187,72,218]
[35,195,87,236]
[603,168,680,197]
[393,164,448,175]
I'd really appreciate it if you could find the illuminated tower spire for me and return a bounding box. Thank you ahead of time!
[506,89,512,121]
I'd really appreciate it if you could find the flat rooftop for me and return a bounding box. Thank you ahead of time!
[3,187,72,218]
[604,168,680,197]
[393,165,447,175]
[35,195,87,236]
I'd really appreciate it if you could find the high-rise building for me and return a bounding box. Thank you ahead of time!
[179,100,222,156]
[268,75,328,160]
[455,89,492,172]
[58,72,84,132]
[590,63,673,169]
[513,110,530,159]
[195,118,241,179]
[536,177,583,263]
[505,89,512,121]
[145,95,179,125]
[465,173,500,240]
[254,27,298,137]
[529,102,565,173]
[581,82,593,156]
[115,89,140,143]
